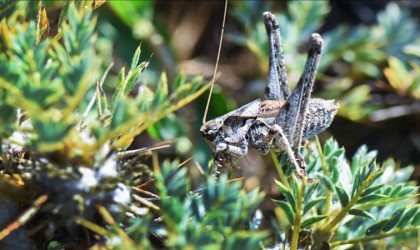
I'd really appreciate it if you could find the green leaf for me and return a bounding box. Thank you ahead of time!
[366,219,389,235]
[303,181,319,203]
[335,185,350,207]
[349,209,376,220]
[110,66,126,111]
[321,176,334,192]
[329,156,339,183]
[274,179,296,211]
[382,207,405,232]
[356,194,387,204]
[411,209,420,226]
[397,206,419,228]
[273,199,295,225]
[351,171,361,197]
[361,184,384,197]
[395,186,417,197]
[303,196,325,215]
[389,183,404,197]
[131,45,142,71]
[175,72,187,90]
[125,59,149,96]
[300,215,328,229]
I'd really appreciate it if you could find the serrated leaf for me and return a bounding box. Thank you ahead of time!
[366,219,389,235]
[382,207,405,232]
[335,185,350,207]
[273,199,295,225]
[349,209,376,220]
[300,215,328,229]
[274,179,296,210]
[303,196,325,215]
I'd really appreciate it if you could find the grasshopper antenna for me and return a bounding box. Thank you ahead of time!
[202,0,228,124]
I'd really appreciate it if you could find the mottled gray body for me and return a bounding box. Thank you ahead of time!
[200,12,339,178]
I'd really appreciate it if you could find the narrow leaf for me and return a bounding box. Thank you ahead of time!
[366,219,389,235]
[321,176,334,192]
[349,209,376,220]
[335,185,350,207]
[131,45,142,70]
[303,181,319,203]
[351,172,361,197]
[110,67,126,111]
[382,207,405,232]
[396,186,418,197]
[300,215,328,229]
[274,179,296,211]
[397,206,419,228]
[389,183,404,197]
[329,157,339,184]
[361,184,384,197]
[36,6,50,44]
[303,196,325,215]
[411,209,420,225]
[356,194,387,204]
[273,199,295,225]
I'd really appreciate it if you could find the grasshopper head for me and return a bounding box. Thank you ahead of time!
[200,119,223,147]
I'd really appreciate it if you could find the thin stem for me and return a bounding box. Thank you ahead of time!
[202,0,228,124]
[315,137,331,214]
[290,178,306,250]
[271,150,290,189]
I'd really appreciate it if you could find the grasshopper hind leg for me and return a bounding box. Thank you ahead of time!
[263,12,290,101]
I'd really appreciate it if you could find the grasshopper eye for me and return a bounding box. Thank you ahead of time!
[200,121,220,142]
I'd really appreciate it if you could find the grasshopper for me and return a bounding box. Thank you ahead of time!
[200,12,339,179]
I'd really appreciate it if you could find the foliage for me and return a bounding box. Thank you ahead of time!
[271,138,419,249]
[0,1,418,250]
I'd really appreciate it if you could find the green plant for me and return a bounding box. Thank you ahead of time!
[271,138,418,249]
[0,1,418,249]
